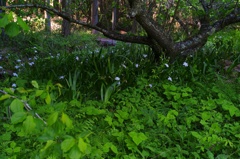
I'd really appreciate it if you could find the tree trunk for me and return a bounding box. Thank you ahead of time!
[44,0,51,32]
[91,0,98,34]
[61,0,71,36]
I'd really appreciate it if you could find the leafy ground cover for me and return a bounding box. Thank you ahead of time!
[0,30,240,158]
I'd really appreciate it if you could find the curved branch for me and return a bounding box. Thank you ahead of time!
[5,4,151,45]
[175,8,240,54]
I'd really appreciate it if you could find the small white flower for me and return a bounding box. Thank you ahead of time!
[0,66,3,69]
[59,76,64,79]
[183,62,188,67]
[33,47,37,49]
[0,56,2,60]
[34,56,38,60]
[122,64,127,68]
[28,58,32,60]
[143,54,147,58]
[135,64,139,68]
[115,77,120,81]
[12,83,17,87]
[76,56,79,61]
[13,73,18,77]
[15,65,20,69]
[29,62,34,66]
[16,59,21,62]
[117,81,120,85]
[168,76,172,81]
[165,64,169,68]
[34,50,37,53]
[149,84,152,88]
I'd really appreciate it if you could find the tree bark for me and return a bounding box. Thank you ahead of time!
[61,0,71,36]
[91,0,98,34]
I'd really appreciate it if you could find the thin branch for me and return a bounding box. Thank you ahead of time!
[5,4,150,45]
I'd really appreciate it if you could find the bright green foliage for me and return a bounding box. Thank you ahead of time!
[0,12,29,37]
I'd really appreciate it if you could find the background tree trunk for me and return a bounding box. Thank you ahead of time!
[44,0,51,32]
[61,0,71,36]
[91,0,98,34]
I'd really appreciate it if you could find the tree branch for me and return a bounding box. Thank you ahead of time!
[5,4,151,45]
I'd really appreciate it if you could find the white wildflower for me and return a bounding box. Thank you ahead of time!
[29,62,34,66]
[117,81,120,85]
[149,84,152,88]
[0,66,3,69]
[122,64,127,68]
[168,76,172,81]
[183,62,188,67]
[76,56,79,61]
[135,64,139,68]
[143,54,147,58]
[34,50,37,53]
[165,64,169,68]
[15,65,20,69]
[16,59,21,62]
[12,83,17,88]
[115,77,120,81]
[13,73,18,77]
[59,76,64,79]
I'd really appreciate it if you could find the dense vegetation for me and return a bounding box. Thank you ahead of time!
[0,28,240,158]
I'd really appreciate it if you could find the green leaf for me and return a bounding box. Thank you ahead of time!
[31,80,39,89]
[0,14,9,27]
[45,93,51,104]
[41,140,55,152]
[207,150,214,159]
[47,112,59,126]
[0,94,11,100]
[23,116,36,134]
[110,144,118,154]
[191,131,202,139]
[61,112,73,129]
[83,106,106,115]
[68,145,82,159]
[36,90,44,97]
[5,22,20,37]
[11,112,27,124]
[128,132,147,146]
[17,17,29,31]
[61,137,75,152]
[10,98,24,113]
[78,138,87,153]
[104,115,113,126]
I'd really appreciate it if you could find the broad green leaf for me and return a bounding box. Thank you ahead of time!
[110,144,118,154]
[5,22,20,37]
[207,150,214,159]
[0,94,11,100]
[61,138,75,152]
[17,17,29,31]
[45,93,51,104]
[0,14,9,27]
[68,145,82,159]
[61,112,73,129]
[41,140,55,152]
[78,138,87,153]
[23,116,36,134]
[191,131,202,139]
[35,90,44,97]
[10,98,24,113]
[11,112,27,124]
[47,112,59,126]
[128,132,147,146]
[31,80,39,89]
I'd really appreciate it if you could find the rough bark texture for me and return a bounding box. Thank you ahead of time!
[5,1,240,60]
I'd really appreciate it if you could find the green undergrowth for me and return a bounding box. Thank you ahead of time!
[0,77,240,158]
